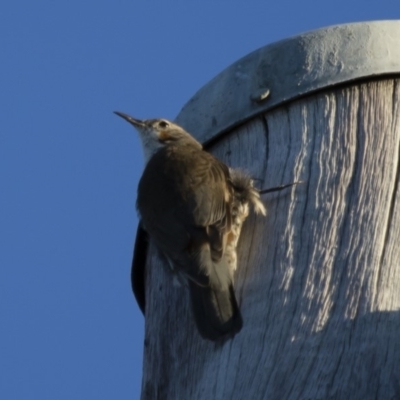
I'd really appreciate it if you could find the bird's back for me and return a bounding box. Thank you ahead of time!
[137,143,232,257]
[137,143,243,340]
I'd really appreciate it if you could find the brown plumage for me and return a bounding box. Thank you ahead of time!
[115,112,265,341]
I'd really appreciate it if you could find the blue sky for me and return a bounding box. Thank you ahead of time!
[1,1,399,399]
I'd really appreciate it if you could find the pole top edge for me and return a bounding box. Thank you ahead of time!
[175,20,400,143]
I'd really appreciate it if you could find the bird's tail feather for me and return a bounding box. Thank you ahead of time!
[188,281,243,341]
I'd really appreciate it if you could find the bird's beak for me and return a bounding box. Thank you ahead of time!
[114,111,145,128]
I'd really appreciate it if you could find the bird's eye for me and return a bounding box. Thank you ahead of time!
[158,120,169,128]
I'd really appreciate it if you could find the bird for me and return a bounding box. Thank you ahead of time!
[114,111,267,341]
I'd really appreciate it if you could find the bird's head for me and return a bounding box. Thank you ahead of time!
[114,111,202,164]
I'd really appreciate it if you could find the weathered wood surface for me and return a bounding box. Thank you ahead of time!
[141,79,400,400]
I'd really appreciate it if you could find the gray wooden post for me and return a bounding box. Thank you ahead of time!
[140,21,400,400]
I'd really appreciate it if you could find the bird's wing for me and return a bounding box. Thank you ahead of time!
[137,145,233,287]
[187,153,232,228]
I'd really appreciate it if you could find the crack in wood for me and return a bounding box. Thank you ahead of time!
[375,80,400,308]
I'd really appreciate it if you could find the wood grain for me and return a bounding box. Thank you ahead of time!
[140,79,400,400]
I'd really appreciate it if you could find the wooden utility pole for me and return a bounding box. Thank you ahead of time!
[139,21,400,399]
